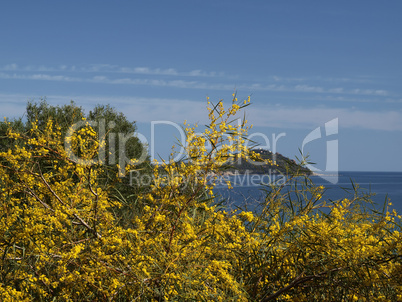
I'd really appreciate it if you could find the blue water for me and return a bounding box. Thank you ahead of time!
[214,171,402,214]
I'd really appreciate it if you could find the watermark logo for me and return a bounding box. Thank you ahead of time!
[129,169,286,188]
[64,118,339,184]
[301,118,339,184]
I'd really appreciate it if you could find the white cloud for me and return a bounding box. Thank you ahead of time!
[1,63,222,78]
[2,64,18,71]
[328,88,344,93]
[1,93,401,131]
[29,74,79,82]
[0,72,81,82]
[119,66,176,75]
[92,76,107,81]
[272,75,374,84]
[374,90,388,96]
[272,75,306,82]
[0,63,395,106]
[295,85,324,93]
[351,89,388,96]
[0,69,394,102]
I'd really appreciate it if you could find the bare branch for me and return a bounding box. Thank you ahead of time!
[24,187,55,212]
[37,163,66,206]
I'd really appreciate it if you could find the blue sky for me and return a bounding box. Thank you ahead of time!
[1,1,401,171]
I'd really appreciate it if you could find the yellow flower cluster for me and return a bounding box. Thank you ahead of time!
[0,96,401,301]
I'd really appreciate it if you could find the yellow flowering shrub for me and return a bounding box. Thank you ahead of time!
[0,95,401,301]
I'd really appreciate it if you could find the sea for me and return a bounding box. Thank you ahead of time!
[214,171,402,215]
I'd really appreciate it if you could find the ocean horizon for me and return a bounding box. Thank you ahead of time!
[214,171,402,214]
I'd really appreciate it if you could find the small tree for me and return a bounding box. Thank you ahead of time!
[2,100,151,217]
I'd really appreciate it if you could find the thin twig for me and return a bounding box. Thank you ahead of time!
[24,187,55,212]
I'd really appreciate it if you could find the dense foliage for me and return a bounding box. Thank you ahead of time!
[0,96,401,301]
